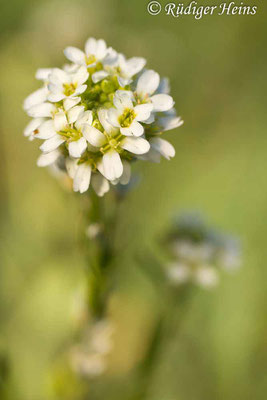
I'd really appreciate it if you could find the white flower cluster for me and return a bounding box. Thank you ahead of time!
[23,37,183,196]
[165,214,241,289]
[69,320,114,377]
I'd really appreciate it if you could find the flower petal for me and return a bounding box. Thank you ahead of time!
[63,97,80,111]
[107,108,121,128]
[66,158,78,179]
[73,66,89,86]
[49,68,69,85]
[82,125,106,147]
[68,137,87,158]
[54,111,68,131]
[75,110,93,130]
[27,102,55,118]
[92,70,109,83]
[73,163,92,193]
[137,70,160,96]
[64,47,85,65]
[35,68,53,81]
[102,150,123,181]
[150,94,174,112]
[130,121,144,137]
[35,120,57,139]
[123,57,146,78]
[98,108,116,135]
[48,92,66,102]
[67,106,84,124]
[85,37,97,56]
[40,134,65,153]
[134,104,153,122]
[23,87,49,111]
[150,138,175,160]
[121,137,150,155]
[120,160,131,185]
[91,174,110,197]
[37,149,60,167]
[23,118,44,137]
[113,90,133,111]
[95,39,107,59]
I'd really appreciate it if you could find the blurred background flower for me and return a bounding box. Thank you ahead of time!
[0,0,267,399]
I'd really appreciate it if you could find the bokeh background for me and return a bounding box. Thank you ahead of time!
[0,0,266,399]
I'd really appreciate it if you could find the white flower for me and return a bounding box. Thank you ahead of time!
[108,90,153,137]
[194,266,219,288]
[136,70,174,112]
[82,109,150,181]
[39,106,92,158]
[117,54,146,86]
[64,38,118,84]
[47,66,89,102]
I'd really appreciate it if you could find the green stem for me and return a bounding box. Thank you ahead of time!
[84,190,122,319]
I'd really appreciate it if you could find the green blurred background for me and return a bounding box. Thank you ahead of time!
[0,0,266,399]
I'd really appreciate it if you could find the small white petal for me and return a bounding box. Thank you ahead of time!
[134,104,153,122]
[95,39,107,59]
[129,121,144,137]
[40,135,65,152]
[54,111,68,131]
[68,137,87,158]
[150,94,174,112]
[157,115,184,131]
[73,66,89,86]
[37,149,60,167]
[75,110,93,130]
[123,57,146,78]
[48,92,65,102]
[63,97,80,111]
[121,137,150,155]
[74,85,87,95]
[92,70,109,83]
[82,125,106,147]
[91,174,110,197]
[150,138,175,160]
[27,102,55,118]
[67,106,84,124]
[98,108,116,135]
[23,118,44,137]
[137,70,160,96]
[49,68,69,85]
[66,158,78,179]
[35,120,57,139]
[35,68,53,81]
[107,108,120,128]
[102,150,123,181]
[120,160,131,185]
[64,47,85,65]
[157,77,170,94]
[85,37,97,56]
[73,163,91,193]
[120,127,133,136]
[23,87,49,111]
[113,90,133,111]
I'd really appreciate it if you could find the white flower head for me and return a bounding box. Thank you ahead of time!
[23,37,183,196]
[108,90,153,137]
[165,213,241,289]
